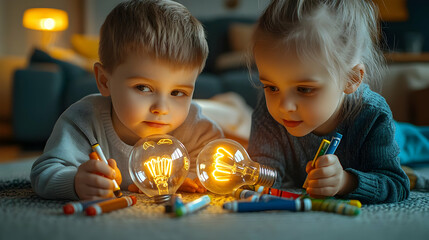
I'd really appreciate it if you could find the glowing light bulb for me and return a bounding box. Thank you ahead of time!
[129,134,190,203]
[40,18,55,30]
[196,139,277,195]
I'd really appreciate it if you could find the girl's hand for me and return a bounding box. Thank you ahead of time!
[74,158,118,200]
[178,177,207,193]
[305,154,357,198]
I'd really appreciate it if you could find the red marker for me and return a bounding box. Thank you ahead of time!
[63,198,114,215]
[86,196,137,216]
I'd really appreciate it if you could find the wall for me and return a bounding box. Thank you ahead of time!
[0,0,4,56]
[84,0,268,35]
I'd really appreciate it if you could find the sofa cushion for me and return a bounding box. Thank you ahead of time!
[64,73,98,108]
[194,73,224,99]
[13,64,64,142]
[71,34,99,60]
[30,48,88,87]
[228,23,255,52]
[200,17,256,74]
[220,69,261,108]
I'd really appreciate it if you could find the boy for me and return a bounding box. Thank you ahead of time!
[30,0,223,200]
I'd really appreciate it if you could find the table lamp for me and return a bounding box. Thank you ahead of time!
[22,8,68,49]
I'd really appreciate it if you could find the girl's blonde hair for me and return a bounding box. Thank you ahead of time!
[252,0,386,119]
[99,0,208,73]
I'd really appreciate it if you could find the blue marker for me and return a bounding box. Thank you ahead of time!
[63,198,114,215]
[223,198,311,212]
[175,195,211,217]
[259,194,289,202]
[165,194,183,213]
[325,132,342,154]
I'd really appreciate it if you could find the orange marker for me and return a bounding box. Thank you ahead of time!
[89,149,122,197]
[85,196,137,216]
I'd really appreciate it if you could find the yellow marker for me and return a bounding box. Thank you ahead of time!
[345,199,362,208]
[311,139,330,167]
[302,139,330,188]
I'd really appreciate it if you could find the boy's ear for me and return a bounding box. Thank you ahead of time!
[344,63,364,94]
[94,62,111,96]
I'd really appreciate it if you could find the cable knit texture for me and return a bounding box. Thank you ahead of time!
[248,84,410,204]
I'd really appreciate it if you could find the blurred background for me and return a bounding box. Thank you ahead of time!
[0,0,428,162]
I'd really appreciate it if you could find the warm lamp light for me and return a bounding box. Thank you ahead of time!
[23,8,68,31]
[22,8,69,49]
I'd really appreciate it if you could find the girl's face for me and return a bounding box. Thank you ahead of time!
[253,38,347,136]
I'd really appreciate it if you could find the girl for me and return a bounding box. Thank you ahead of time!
[247,0,409,204]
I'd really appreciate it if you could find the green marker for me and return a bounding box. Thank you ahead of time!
[175,195,210,217]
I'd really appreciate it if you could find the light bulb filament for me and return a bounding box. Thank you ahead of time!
[144,156,172,195]
[142,141,155,150]
[157,138,173,145]
[212,147,241,182]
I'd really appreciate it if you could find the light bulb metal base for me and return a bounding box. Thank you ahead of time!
[153,194,172,204]
[255,165,277,188]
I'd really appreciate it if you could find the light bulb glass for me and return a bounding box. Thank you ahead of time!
[196,139,277,195]
[129,134,190,203]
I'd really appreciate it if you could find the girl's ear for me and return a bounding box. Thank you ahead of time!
[94,62,111,96]
[344,63,365,94]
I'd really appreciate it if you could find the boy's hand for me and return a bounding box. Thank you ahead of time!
[107,158,122,186]
[178,177,207,193]
[74,158,119,200]
[305,154,356,198]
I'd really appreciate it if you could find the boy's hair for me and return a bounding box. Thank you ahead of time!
[99,0,208,73]
[252,0,385,120]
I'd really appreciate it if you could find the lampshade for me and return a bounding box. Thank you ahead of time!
[23,8,68,31]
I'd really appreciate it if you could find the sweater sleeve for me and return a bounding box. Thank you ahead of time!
[343,113,410,204]
[171,102,224,178]
[30,112,93,200]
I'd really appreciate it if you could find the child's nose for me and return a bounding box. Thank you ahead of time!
[150,99,169,115]
[280,97,297,112]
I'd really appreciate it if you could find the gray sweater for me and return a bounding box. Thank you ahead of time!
[248,84,410,204]
[31,94,223,200]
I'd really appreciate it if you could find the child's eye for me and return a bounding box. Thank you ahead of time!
[263,85,279,93]
[136,85,152,92]
[297,86,315,95]
[171,90,187,97]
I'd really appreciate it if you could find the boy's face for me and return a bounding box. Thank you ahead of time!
[98,52,199,145]
[253,38,346,137]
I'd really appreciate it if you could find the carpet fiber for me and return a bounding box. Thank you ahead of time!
[1,158,428,240]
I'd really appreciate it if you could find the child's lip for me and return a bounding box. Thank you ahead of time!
[144,121,168,128]
[283,120,303,128]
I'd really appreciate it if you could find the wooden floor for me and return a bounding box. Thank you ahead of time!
[0,144,42,163]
